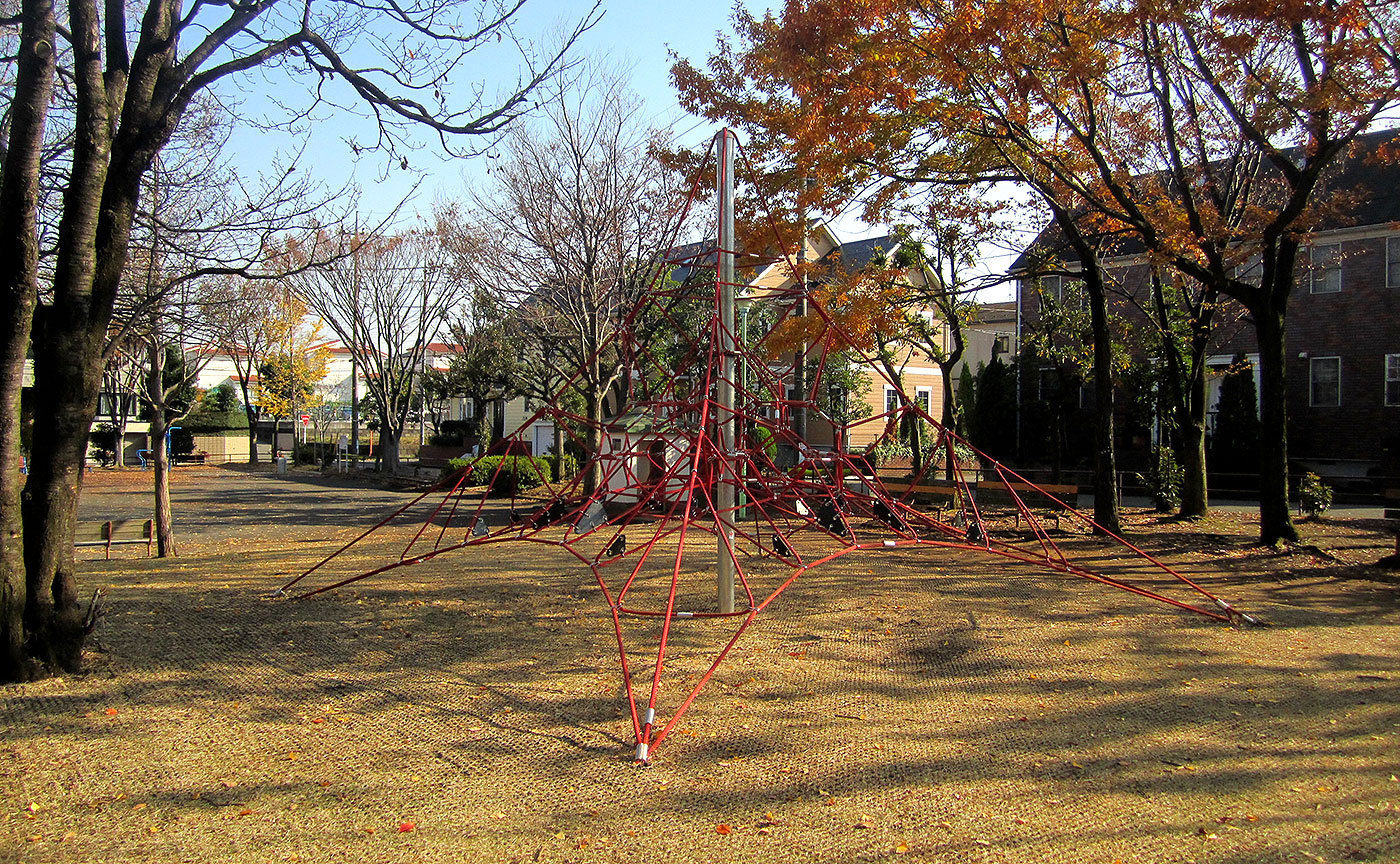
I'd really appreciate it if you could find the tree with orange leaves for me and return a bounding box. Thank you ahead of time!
[675,0,1400,544]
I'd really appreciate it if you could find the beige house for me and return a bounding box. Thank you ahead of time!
[740,224,956,451]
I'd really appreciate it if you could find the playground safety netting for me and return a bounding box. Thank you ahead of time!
[280,132,1258,762]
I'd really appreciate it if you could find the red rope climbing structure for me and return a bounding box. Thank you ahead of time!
[279,130,1260,763]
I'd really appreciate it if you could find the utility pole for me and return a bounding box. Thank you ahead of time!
[350,217,360,468]
[792,177,814,445]
[716,129,737,615]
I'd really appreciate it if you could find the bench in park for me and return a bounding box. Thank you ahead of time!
[970,481,1082,530]
[895,481,962,518]
[878,478,1081,529]
[75,519,154,559]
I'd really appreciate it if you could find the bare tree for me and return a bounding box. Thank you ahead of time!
[0,0,600,681]
[451,72,689,492]
[289,226,465,475]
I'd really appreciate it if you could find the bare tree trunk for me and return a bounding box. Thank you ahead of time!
[552,423,565,482]
[146,345,177,556]
[940,360,958,481]
[379,433,401,475]
[22,325,103,673]
[584,387,603,495]
[1254,304,1299,545]
[1178,368,1209,519]
[1087,284,1120,534]
[0,0,57,683]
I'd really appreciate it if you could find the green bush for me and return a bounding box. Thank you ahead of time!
[89,422,118,467]
[1298,472,1333,518]
[449,454,548,495]
[540,452,580,483]
[1136,446,1183,513]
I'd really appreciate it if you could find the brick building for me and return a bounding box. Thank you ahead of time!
[1013,127,1400,488]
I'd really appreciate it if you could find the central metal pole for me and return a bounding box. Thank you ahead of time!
[717,129,737,614]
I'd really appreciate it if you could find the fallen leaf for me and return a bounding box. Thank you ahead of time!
[398,822,415,833]
[896,840,909,853]
[105,708,118,716]
[238,808,253,817]
[715,824,731,835]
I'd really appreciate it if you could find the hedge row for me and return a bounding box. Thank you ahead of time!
[447,453,580,494]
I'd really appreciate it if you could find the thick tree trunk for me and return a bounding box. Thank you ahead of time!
[1088,287,1120,534]
[940,360,958,481]
[0,0,58,683]
[379,432,401,475]
[1178,368,1209,519]
[22,325,104,673]
[1253,305,1299,544]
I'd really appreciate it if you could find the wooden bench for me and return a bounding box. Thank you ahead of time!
[898,481,963,517]
[75,519,154,559]
[172,453,206,466]
[972,481,1082,529]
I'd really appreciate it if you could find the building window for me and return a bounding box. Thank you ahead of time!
[1387,354,1400,407]
[915,387,932,416]
[97,392,138,419]
[1079,380,1097,410]
[1309,244,1341,294]
[1233,253,1262,287]
[885,387,899,414]
[1388,237,1400,289]
[1309,356,1341,406]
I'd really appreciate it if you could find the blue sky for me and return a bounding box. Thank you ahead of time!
[220,1,758,226]
[219,0,1021,269]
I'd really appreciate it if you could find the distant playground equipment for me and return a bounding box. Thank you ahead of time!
[280,130,1260,763]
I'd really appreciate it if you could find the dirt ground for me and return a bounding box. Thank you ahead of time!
[3,465,1399,863]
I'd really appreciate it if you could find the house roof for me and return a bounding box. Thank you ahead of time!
[1011,125,1400,273]
[818,235,898,272]
[977,301,1018,323]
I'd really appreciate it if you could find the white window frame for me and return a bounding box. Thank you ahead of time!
[1387,237,1400,289]
[1309,356,1341,407]
[1386,354,1400,407]
[885,386,899,415]
[915,386,933,416]
[1309,243,1342,294]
